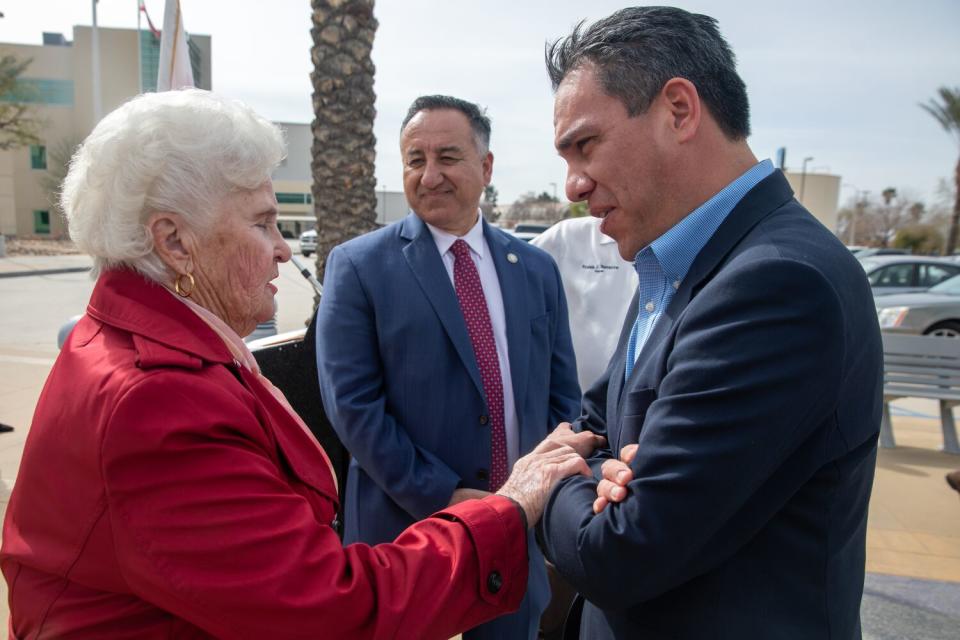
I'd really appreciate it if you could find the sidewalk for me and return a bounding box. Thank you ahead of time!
[867,402,960,582]
[0,254,92,278]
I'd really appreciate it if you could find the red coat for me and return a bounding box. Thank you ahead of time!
[1,269,527,639]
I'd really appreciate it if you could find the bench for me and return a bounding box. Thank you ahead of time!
[882,333,960,454]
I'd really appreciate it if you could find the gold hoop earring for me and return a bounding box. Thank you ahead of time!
[175,272,195,298]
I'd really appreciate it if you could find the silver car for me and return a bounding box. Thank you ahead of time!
[876,274,960,337]
[860,255,960,297]
[299,229,317,257]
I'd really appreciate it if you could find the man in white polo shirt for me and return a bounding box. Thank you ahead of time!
[533,216,638,390]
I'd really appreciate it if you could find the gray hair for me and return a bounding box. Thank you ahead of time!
[62,89,285,281]
[545,6,750,140]
[400,95,492,154]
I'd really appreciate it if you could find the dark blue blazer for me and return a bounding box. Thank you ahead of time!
[317,213,582,636]
[539,171,883,639]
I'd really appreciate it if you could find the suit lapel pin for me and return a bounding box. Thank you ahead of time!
[507,252,519,264]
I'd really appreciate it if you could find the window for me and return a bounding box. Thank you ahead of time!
[919,263,960,287]
[30,145,47,170]
[140,31,204,92]
[0,78,74,105]
[276,192,312,205]
[33,210,50,234]
[869,264,914,287]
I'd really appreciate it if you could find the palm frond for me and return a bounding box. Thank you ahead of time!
[920,87,960,141]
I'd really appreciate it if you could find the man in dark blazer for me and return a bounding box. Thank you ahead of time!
[316,95,582,639]
[537,7,883,639]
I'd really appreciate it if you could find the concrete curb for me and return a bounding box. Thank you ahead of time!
[0,266,91,279]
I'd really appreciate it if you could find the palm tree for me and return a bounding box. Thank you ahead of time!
[920,87,960,254]
[310,0,378,283]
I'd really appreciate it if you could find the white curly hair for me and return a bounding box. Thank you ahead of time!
[61,89,286,281]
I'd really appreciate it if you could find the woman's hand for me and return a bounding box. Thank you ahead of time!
[496,430,600,527]
[544,422,606,457]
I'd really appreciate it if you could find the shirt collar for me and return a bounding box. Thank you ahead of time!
[426,209,486,259]
[642,159,775,283]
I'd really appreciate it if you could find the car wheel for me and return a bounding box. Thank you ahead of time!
[302,251,312,257]
[923,321,960,338]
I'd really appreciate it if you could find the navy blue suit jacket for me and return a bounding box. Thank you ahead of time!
[317,213,581,635]
[539,171,883,639]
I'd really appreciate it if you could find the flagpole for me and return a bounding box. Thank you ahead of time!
[136,0,143,92]
[91,0,102,122]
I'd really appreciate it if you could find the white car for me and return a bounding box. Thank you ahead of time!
[860,256,960,297]
[299,229,317,257]
[511,223,551,243]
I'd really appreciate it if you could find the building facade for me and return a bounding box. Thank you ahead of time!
[275,122,408,238]
[0,26,211,238]
[0,29,409,242]
[782,170,842,234]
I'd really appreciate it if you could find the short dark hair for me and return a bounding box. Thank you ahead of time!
[545,6,750,140]
[400,95,492,153]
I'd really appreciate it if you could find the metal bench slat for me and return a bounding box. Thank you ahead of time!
[884,357,960,368]
[884,387,960,402]
[883,333,960,357]
[884,373,960,387]
[884,363,960,378]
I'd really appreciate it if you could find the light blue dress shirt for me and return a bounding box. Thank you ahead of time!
[625,159,776,379]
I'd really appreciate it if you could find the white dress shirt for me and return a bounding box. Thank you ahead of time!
[426,213,520,468]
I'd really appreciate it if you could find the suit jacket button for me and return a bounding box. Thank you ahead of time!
[486,570,503,594]
[479,414,489,425]
[476,468,489,481]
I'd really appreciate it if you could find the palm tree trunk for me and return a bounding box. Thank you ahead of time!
[948,156,960,255]
[950,155,960,255]
[310,0,378,286]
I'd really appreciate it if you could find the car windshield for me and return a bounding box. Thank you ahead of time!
[928,274,960,295]
[514,224,549,234]
[859,258,880,272]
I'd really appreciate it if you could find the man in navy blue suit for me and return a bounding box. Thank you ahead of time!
[316,95,583,639]
[537,7,883,639]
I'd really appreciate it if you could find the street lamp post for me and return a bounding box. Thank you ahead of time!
[91,0,102,123]
[842,183,869,246]
[799,156,814,205]
[842,183,859,245]
[548,182,560,221]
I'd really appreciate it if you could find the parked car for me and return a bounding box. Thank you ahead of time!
[860,256,960,297]
[876,274,960,336]
[299,229,317,257]
[511,223,551,242]
[854,247,908,258]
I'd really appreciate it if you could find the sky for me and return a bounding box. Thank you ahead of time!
[0,0,958,208]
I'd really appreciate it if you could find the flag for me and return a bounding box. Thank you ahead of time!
[156,0,194,91]
[138,0,161,40]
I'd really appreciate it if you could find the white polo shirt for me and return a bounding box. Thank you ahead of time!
[532,216,638,390]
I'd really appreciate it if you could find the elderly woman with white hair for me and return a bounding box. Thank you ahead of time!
[0,90,599,639]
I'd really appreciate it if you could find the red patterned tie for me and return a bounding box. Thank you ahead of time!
[450,239,508,490]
